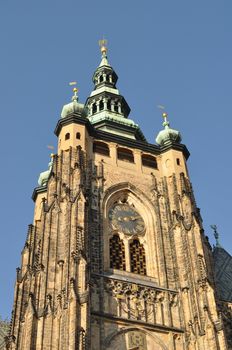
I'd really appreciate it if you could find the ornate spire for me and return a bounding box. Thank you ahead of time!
[210,225,222,248]
[84,41,146,141]
[156,110,182,146]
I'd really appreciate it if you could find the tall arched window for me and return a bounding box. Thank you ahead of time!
[114,103,118,113]
[92,103,97,114]
[110,235,126,270]
[99,100,104,111]
[130,239,146,275]
[107,99,111,111]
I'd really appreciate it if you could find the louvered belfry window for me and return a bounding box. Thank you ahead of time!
[110,235,126,270]
[130,239,146,275]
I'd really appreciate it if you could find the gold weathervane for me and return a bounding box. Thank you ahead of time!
[69,81,78,101]
[47,145,55,159]
[99,38,108,55]
[157,105,169,125]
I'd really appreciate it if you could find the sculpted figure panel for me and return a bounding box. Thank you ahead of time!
[105,329,168,350]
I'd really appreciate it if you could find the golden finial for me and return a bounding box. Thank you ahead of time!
[99,38,108,55]
[69,81,78,101]
[157,105,169,127]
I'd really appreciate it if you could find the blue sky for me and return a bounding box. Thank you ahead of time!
[0,1,231,319]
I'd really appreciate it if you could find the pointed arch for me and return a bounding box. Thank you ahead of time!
[102,182,159,281]
[104,326,169,350]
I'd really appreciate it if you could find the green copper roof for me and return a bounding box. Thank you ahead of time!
[61,100,85,119]
[156,113,182,146]
[88,111,137,128]
[38,157,53,187]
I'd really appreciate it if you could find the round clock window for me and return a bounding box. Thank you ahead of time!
[108,203,145,235]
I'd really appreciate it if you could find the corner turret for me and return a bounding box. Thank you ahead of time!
[54,83,89,153]
[156,112,182,146]
[38,154,54,187]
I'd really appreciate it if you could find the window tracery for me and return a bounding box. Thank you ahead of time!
[130,239,147,275]
[108,197,147,276]
[110,235,126,270]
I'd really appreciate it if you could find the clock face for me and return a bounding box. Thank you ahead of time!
[108,203,145,235]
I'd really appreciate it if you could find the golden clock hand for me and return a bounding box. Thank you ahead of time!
[130,216,141,221]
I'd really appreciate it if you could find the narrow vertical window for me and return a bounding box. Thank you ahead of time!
[65,132,70,140]
[107,99,111,111]
[92,103,97,114]
[99,100,104,111]
[130,239,146,275]
[110,235,126,270]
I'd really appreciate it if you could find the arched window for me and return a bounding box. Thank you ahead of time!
[65,132,70,140]
[114,103,118,113]
[107,99,111,111]
[93,141,110,156]
[76,132,81,140]
[106,75,110,82]
[130,239,146,275]
[117,148,134,163]
[142,154,157,169]
[99,75,104,83]
[99,100,104,111]
[92,103,97,114]
[110,235,126,270]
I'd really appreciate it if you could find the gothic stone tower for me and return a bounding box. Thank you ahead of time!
[6,43,230,350]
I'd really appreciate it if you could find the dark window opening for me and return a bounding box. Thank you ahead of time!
[114,103,118,113]
[76,132,81,140]
[65,133,70,140]
[176,158,180,165]
[93,141,110,156]
[117,148,134,163]
[110,235,126,270]
[99,100,104,111]
[99,75,104,83]
[106,75,110,82]
[107,100,111,111]
[92,103,97,114]
[130,239,146,275]
[142,154,157,169]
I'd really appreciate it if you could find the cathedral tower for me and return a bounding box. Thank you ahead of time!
[6,42,231,349]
